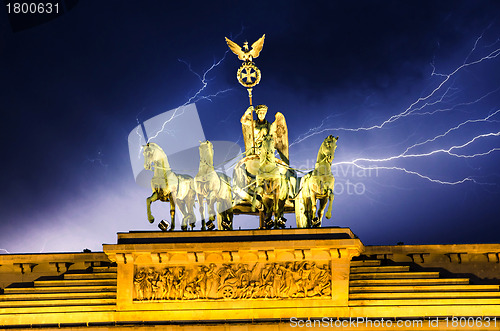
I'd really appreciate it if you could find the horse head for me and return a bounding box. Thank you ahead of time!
[199,140,214,166]
[319,135,339,164]
[143,142,166,170]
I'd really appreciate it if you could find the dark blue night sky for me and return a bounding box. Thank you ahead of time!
[1,1,499,253]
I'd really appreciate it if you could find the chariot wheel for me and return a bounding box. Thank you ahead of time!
[220,285,235,299]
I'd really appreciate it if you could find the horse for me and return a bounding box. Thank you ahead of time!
[253,135,289,229]
[194,140,233,231]
[143,142,197,231]
[296,135,338,228]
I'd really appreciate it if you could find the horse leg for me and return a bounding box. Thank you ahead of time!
[294,194,307,229]
[228,200,234,230]
[263,197,274,229]
[216,200,224,230]
[169,195,176,231]
[219,198,233,230]
[228,211,233,230]
[197,194,206,231]
[207,194,217,230]
[186,191,197,230]
[146,191,159,223]
[270,181,282,229]
[221,176,233,230]
[276,177,288,229]
[311,192,321,227]
[252,185,262,213]
[325,190,334,219]
[273,181,279,223]
[216,201,223,230]
[276,178,287,229]
[262,180,276,229]
[303,195,313,228]
[176,200,189,231]
[301,178,314,228]
[258,184,269,230]
[276,198,287,229]
[317,197,329,227]
[259,211,265,229]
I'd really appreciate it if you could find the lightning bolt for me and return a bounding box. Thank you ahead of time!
[344,164,477,185]
[291,29,500,187]
[134,108,147,159]
[333,130,499,185]
[131,53,233,161]
[0,248,10,254]
[403,108,500,155]
[290,38,500,146]
[136,126,144,159]
[38,239,48,253]
[146,55,232,143]
[343,131,499,164]
[409,87,500,117]
[136,27,248,148]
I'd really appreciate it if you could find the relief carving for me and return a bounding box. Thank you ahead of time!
[133,261,331,301]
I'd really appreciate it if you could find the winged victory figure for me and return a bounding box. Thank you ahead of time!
[225,34,266,62]
[240,105,289,164]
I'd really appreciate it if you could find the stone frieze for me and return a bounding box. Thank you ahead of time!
[133,261,331,301]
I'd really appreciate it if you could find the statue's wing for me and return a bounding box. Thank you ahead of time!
[271,112,289,164]
[249,34,265,59]
[242,122,253,156]
[225,37,245,61]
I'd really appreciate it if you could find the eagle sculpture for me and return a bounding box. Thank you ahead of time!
[225,34,265,62]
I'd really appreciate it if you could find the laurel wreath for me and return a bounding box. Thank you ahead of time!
[237,62,261,88]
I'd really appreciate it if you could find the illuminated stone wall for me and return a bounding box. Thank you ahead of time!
[1,228,499,329]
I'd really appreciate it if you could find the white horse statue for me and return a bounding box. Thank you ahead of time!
[194,141,233,231]
[143,142,196,231]
[296,135,338,228]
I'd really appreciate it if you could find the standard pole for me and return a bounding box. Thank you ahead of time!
[248,88,256,154]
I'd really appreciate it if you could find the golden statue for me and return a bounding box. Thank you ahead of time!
[143,142,197,231]
[295,135,338,228]
[241,105,289,164]
[225,34,265,62]
[226,34,297,227]
[136,34,335,231]
[252,135,289,229]
[224,33,334,229]
[194,140,233,231]
[225,34,265,94]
